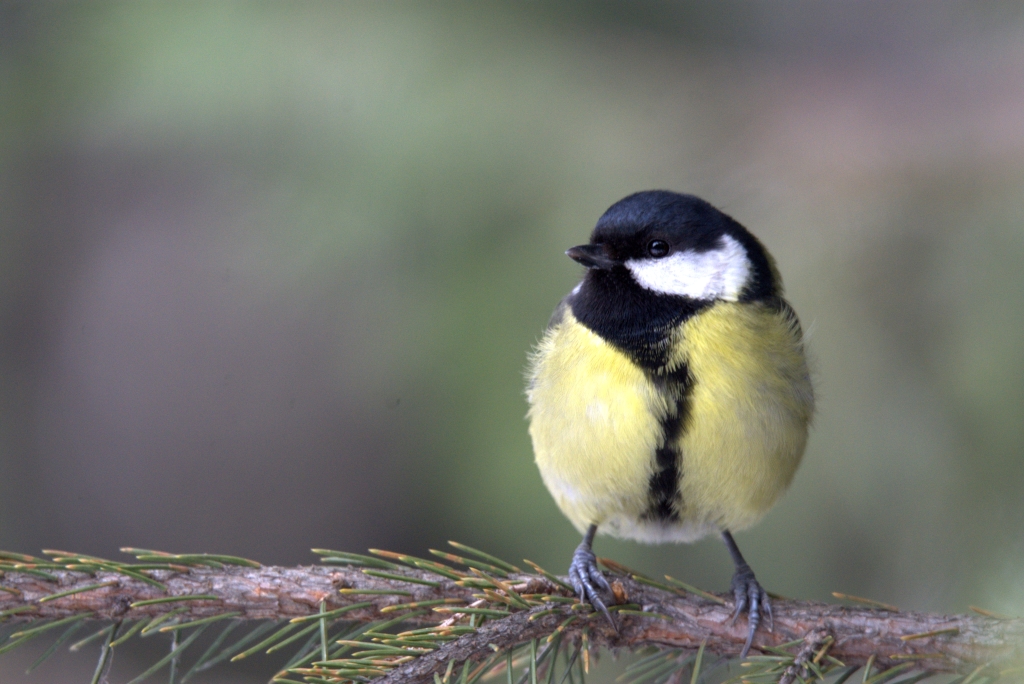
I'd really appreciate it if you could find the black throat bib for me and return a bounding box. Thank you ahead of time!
[568,267,709,370]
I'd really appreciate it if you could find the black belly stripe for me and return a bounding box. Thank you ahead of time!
[643,365,693,522]
[565,267,705,523]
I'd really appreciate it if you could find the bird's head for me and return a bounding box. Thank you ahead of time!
[567,191,779,303]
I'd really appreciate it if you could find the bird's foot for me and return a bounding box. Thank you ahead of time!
[730,563,772,659]
[569,540,615,627]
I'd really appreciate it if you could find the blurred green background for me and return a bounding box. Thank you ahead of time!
[2,1,1024,681]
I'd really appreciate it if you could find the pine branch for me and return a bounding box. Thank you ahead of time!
[1,562,458,624]
[2,547,1022,684]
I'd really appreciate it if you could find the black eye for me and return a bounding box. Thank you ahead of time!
[647,240,670,258]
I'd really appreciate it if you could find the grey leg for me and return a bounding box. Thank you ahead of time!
[568,524,614,626]
[722,530,772,658]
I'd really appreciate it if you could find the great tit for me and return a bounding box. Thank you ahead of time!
[526,191,814,656]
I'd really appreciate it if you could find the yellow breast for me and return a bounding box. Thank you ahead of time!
[527,315,668,535]
[527,301,813,542]
[672,302,813,533]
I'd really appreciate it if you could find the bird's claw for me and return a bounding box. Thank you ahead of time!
[730,564,771,658]
[569,541,616,628]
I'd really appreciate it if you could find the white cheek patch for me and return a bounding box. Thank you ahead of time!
[625,234,751,301]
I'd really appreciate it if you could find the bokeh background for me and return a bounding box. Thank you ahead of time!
[2,2,1024,681]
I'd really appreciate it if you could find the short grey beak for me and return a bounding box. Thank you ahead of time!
[566,244,617,270]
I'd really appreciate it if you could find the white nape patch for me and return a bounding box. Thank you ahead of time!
[571,282,582,295]
[625,234,750,301]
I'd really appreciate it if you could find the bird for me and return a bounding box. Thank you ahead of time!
[526,190,814,656]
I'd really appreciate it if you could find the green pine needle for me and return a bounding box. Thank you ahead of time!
[88,621,118,684]
[231,621,300,662]
[177,619,241,683]
[266,621,321,654]
[24,620,83,673]
[312,549,403,570]
[692,643,708,684]
[140,607,190,636]
[430,549,511,577]
[362,569,441,587]
[109,619,150,648]
[8,612,93,643]
[68,624,116,652]
[124,623,208,684]
[288,601,374,623]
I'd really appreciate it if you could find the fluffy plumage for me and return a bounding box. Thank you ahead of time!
[525,190,813,655]
[528,300,812,540]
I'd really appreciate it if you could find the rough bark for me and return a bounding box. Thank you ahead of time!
[2,564,1021,681]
